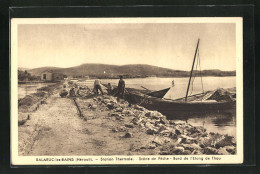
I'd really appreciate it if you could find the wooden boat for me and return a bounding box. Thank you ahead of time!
[122,39,236,116]
[124,87,236,117]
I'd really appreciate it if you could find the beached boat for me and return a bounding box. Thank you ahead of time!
[124,87,236,116]
[113,39,236,116]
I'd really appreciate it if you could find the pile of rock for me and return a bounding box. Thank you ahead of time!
[90,94,237,155]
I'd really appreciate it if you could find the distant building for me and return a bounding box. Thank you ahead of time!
[41,70,65,81]
[41,71,52,81]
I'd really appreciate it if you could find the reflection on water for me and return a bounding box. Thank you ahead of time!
[169,111,236,138]
[18,83,55,99]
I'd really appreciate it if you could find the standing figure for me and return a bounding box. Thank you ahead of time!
[94,78,104,96]
[69,87,76,97]
[117,75,125,101]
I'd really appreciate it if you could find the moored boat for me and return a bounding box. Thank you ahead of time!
[124,87,236,117]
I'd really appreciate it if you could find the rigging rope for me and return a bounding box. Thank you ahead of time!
[189,47,204,96]
[189,50,199,96]
[197,47,205,93]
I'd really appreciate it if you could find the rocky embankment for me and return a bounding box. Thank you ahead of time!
[76,92,236,155]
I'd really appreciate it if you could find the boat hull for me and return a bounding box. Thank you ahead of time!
[125,91,236,118]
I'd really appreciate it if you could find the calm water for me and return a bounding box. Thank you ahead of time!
[79,76,236,137]
[18,83,55,99]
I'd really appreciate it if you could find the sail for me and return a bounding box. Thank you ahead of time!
[162,86,175,99]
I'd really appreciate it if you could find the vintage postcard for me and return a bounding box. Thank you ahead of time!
[11,17,243,165]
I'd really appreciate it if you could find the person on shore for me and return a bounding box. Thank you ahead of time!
[117,75,125,101]
[59,84,68,97]
[69,87,76,97]
[94,78,104,96]
[107,83,113,94]
[75,86,80,97]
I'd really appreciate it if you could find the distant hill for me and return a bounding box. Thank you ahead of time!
[28,66,61,75]
[18,67,30,71]
[27,64,236,78]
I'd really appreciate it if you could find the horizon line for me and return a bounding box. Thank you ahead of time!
[18,63,236,72]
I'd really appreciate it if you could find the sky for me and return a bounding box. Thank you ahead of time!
[18,23,236,71]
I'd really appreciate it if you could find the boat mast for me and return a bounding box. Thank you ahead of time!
[185,39,200,102]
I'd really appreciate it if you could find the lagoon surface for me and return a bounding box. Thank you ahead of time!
[18,83,55,99]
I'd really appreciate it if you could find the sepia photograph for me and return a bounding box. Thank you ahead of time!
[11,17,243,165]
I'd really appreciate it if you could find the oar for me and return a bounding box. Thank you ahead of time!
[141,86,150,91]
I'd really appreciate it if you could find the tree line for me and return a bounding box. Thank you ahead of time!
[18,70,40,81]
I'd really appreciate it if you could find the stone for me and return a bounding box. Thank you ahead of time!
[115,107,123,112]
[116,115,124,120]
[172,146,185,154]
[41,100,47,104]
[159,129,171,136]
[191,150,203,155]
[145,111,162,119]
[118,126,126,132]
[187,127,201,135]
[215,135,235,148]
[103,99,110,103]
[217,147,230,155]
[146,128,157,135]
[107,103,114,109]
[91,104,97,109]
[201,147,219,155]
[125,132,133,138]
[134,105,144,111]
[174,138,183,145]
[128,111,135,116]
[122,109,129,114]
[169,120,176,125]
[112,128,118,132]
[125,123,134,128]
[197,126,206,133]
[110,113,120,117]
[224,146,236,154]
[145,122,153,128]
[157,125,167,133]
[169,132,178,139]
[140,143,156,149]
[183,150,192,155]
[152,137,165,146]
[182,144,201,151]
[131,118,139,125]
[160,117,169,124]
[201,132,208,137]
[175,129,182,135]
[147,144,156,149]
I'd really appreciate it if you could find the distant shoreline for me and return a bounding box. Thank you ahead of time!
[18,75,236,83]
[18,81,60,84]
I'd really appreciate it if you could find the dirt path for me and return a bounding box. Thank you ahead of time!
[21,93,154,156]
